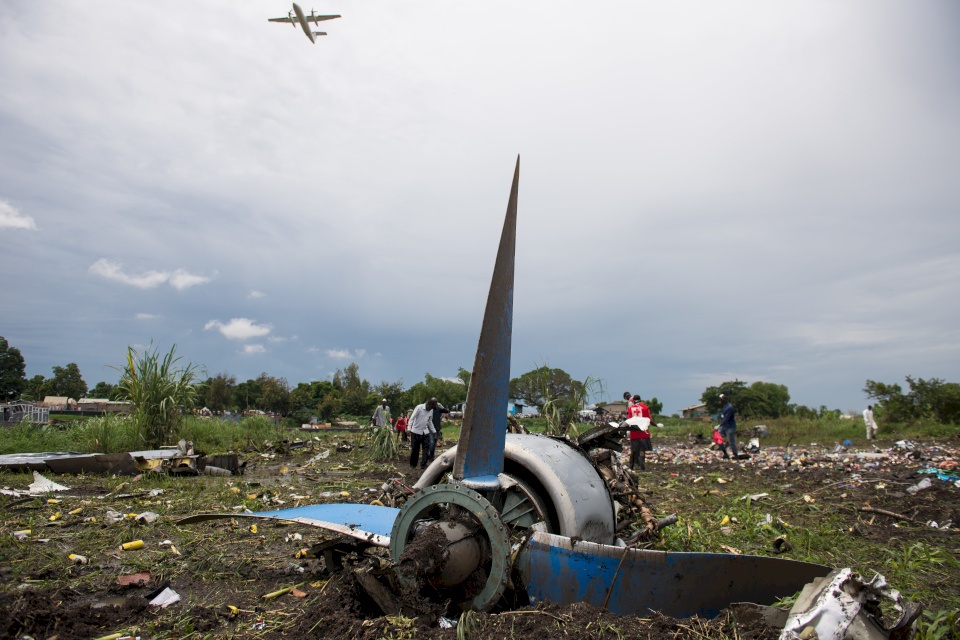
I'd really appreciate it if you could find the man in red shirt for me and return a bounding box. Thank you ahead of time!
[627,394,652,471]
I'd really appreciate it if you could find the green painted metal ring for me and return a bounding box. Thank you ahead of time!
[389,483,512,612]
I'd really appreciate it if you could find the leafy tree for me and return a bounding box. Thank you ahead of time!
[257,373,290,414]
[700,380,748,416]
[403,374,467,412]
[204,373,236,412]
[0,337,27,401]
[113,343,202,447]
[288,380,340,424]
[23,374,46,402]
[333,363,372,416]
[373,379,406,414]
[47,363,88,400]
[317,391,342,422]
[865,376,960,425]
[510,366,582,413]
[456,367,471,392]
[701,380,790,419]
[639,396,663,416]
[235,378,262,412]
[89,381,117,399]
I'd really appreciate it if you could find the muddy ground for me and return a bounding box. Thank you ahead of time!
[1,433,959,639]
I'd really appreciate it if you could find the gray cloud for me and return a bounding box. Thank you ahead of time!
[1,1,958,413]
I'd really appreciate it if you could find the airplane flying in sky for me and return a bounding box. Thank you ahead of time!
[268,3,340,44]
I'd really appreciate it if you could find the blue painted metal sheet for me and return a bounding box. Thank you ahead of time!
[177,503,400,547]
[519,531,831,619]
[454,157,518,483]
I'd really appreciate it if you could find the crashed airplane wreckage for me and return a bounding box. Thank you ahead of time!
[180,158,919,635]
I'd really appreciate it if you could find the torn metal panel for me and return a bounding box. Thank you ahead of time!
[453,157,518,483]
[780,568,921,640]
[177,503,400,547]
[518,531,831,619]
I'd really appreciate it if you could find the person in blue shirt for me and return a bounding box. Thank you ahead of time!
[718,393,739,460]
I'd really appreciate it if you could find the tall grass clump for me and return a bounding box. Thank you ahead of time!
[113,343,203,448]
[368,426,399,460]
[0,419,76,454]
[77,414,143,453]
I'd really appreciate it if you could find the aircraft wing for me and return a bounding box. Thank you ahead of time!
[268,14,340,23]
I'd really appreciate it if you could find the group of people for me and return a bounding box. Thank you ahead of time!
[370,397,450,470]
[622,391,741,470]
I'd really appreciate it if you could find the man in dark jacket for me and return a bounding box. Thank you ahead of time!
[426,397,450,464]
[718,393,740,460]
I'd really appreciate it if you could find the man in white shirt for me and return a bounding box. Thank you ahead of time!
[371,399,390,428]
[863,405,878,440]
[408,398,437,469]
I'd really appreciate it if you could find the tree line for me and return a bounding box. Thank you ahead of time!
[4,336,958,425]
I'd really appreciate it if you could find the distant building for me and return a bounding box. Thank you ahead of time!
[681,403,709,420]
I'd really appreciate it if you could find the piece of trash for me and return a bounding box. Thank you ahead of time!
[49,512,62,521]
[906,478,933,494]
[717,478,727,484]
[439,616,458,629]
[876,482,886,490]
[69,553,88,565]
[119,540,144,551]
[135,512,158,525]
[719,515,731,526]
[69,507,83,515]
[47,498,62,504]
[339,491,350,497]
[105,510,125,525]
[693,476,704,483]
[118,571,152,587]
[203,466,232,477]
[720,545,742,555]
[148,587,181,608]
[30,471,71,494]
[250,524,258,534]
[740,493,769,502]
[773,536,793,554]
[285,532,302,542]
[159,539,173,547]
[290,588,307,598]
[262,582,306,600]
[894,440,916,450]
[842,439,852,446]
[252,619,266,630]
[13,529,30,541]
[802,495,815,503]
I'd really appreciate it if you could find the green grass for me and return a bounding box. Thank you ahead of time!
[0,415,288,455]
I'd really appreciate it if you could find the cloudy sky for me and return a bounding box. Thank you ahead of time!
[2,1,958,414]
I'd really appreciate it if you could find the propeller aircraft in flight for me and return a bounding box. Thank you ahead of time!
[269,3,340,44]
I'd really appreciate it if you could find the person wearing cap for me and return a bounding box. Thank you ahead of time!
[717,394,739,460]
[627,395,653,471]
[408,398,438,469]
[371,398,391,428]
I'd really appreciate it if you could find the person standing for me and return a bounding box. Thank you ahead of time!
[863,405,878,440]
[408,398,437,469]
[717,393,739,460]
[394,413,408,442]
[426,397,450,464]
[371,398,390,428]
[627,395,653,471]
